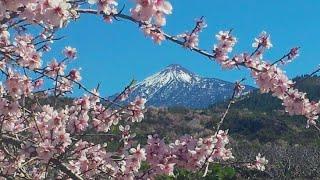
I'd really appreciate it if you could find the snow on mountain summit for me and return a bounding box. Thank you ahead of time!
[118,64,255,108]
[138,64,200,87]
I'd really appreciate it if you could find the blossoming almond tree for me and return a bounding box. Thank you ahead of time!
[0,0,317,179]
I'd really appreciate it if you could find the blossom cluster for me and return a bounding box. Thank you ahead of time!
[0,84,149,179]
[66,140,113,179]
[143,130,233,178]
[213,30,238,69]
[0,95,24,133]
[141,24,166,44]
[1,0,74,28]
[247,153,269,171]
[88,0,118,22]
[131,0,173,26]
[5,70,33,99]
[212,30,319,127]
[14,34,42,70]
[178,17,207,49]
[31,105,71,162]
[1,29,43,71]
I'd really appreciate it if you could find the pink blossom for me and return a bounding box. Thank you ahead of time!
[69,69,82,82]
[37,139,55,162]
[131,0,172,26]
[247,153,268,171]
[130,144,146,161]
[53,129,72,149]
[119,124,131,139]
[5,71,34,99]
[213,30,237,64]
[46,59,66,77]
[141,24,166,44]
[34,79,44,88]
[158,163,175,176]
[42,0,72,27]
[57,77,73,93]
[252,31,272,49]
[128,97,146,122]
[14,34,42,70]
[88,0,118,16]
[288,47,299,60]
[63,46,77,59]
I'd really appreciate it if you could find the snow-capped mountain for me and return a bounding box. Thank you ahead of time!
[120,64,255,108]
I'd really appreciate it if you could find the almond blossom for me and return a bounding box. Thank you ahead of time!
[69,69,82,82]
[288,47,300,60]
[142,130,235,178]
[63,46,77,59]
[128,96,146,122]
[88,0,118,16]
[247,153,269,171]
[141,24,166,44]
[5,71,33,99]
[19,0,73,28]
[131,0,172,26]
[45,59,66,77]
[177,17,207,49]
[252,31,273,49]
[213,30,237,67]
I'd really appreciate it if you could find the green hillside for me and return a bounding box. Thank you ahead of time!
[134,75,320,179]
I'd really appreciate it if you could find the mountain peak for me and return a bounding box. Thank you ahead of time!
[117,64,255,108]
[157,64,199,84]
[163,64,192,73]
[166,64,183,69]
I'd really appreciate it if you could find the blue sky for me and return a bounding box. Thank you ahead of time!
[52,1,320,95]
